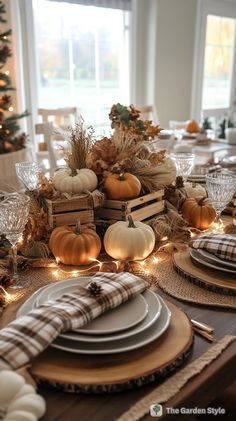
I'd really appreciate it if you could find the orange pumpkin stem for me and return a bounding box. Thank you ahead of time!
[75,220,81,235]
[198,197,206,206]
[118,173,125,181]
[127,215,136,228]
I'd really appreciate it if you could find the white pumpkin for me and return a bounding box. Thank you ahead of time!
[183,182,206,198]
[154,157,176,187]
[104,216,155,261]
[0,371,46,421]
[53,168,97,194]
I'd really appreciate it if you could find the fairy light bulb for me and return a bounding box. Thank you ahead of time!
[8,106,14,112]
[4,70,9,75]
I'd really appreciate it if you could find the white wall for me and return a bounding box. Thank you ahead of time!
[155,0,197,127]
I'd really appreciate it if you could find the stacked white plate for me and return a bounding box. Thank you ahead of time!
[190,249,236,275]
[17,278,171,355]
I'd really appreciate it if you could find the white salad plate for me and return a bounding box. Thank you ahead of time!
[59,289,162,342]
[34,278,149,334]
[190,249,236,274]
[197,249,236,270]
[51,296,171,355]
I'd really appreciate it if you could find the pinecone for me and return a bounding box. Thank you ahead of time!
[175,176,184,189]
[88,281,103,297]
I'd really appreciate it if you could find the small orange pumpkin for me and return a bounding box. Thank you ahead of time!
[49,222,101,265]
[104,173,141,200]
[186,119,200,134]
[182,197,216,230]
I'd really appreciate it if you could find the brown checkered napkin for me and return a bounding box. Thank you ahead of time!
[0,272,148,370]
[190,234,236,263]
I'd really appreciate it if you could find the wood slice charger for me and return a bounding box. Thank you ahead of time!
[174,249,236,296]
[29,300,193,393]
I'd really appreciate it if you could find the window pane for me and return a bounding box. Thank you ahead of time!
[33,0,130,126]
[202,15,235,110]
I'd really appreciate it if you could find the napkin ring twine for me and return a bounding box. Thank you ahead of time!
[88,281,103,297]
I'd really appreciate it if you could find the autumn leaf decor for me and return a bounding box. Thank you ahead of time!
[87,103,176,193]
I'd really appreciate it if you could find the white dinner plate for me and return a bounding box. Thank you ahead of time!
[59,290,161,342]
[51,296,171,355]
[34,278,149,334]
[197,249,236,270]
[190,249,236,274]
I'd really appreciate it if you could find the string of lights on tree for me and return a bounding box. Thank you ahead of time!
[0,0,28,154]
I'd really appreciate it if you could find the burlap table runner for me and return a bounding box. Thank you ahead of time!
[1,248,236,327]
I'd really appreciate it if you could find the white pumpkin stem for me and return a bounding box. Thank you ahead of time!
[127,215,136,228]
[69,166,77,177]
[75,220,81,234]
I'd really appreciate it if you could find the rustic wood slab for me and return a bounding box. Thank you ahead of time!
[29,300,193,393]
[174,250,236,295]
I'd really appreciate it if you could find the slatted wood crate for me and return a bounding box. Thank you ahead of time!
[45,190,103,228]
[97,189,164,223]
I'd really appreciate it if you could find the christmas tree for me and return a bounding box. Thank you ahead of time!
[0,1,28,154]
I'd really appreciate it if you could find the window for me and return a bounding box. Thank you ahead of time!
[202,15,235,110]
[32,0,130,126]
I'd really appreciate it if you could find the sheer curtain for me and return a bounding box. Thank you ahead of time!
[9,0,158,145]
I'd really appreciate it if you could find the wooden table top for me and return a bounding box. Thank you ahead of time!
[38,288,236,421]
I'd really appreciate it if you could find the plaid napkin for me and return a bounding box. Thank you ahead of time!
[0,272,148,370]
[190,234,236,263]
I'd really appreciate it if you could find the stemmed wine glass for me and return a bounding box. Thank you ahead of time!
[15,161,42,190]
[205,173,236,228]
[171,152,195,182]
[0,193,30,289]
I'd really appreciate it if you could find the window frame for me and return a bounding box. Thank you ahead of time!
[191,0,236,122]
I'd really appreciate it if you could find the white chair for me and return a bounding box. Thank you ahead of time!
[38,107,78,129]
[138,105,159,125]
[35,122,58,177]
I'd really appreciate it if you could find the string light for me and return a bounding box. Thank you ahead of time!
[0,286,14,303]
[4,70,9,75]
[8,106,14,112]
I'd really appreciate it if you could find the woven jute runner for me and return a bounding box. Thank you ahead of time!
[117,335,236,421]
[1,248,236,325]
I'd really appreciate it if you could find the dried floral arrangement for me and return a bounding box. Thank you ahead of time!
[65,118,95,171]
[86,103,177,193]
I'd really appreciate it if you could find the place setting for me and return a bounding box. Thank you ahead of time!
[0,271,194,393]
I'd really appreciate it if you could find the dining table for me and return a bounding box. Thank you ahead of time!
[1,236,235,421]
[34,290,235,421]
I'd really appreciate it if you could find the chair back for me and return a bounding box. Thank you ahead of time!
[35,122,56,176]
[38,107,78,129]
[138,105,159,125]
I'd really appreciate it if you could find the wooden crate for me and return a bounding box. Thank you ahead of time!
[45,193,95,228]
[97,190,164,222]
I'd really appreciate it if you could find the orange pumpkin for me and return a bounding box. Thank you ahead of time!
[182,197,216,230]
[186,119,200,134]
[104,173,141,200]
[49,222,101,265]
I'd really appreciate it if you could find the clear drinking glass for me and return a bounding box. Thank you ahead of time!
[0,193,30,289]
[15,162,42,190]
[205,173,236,226]
[171,153,195,182]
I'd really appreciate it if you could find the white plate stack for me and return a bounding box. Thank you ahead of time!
[17,278,171,355]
